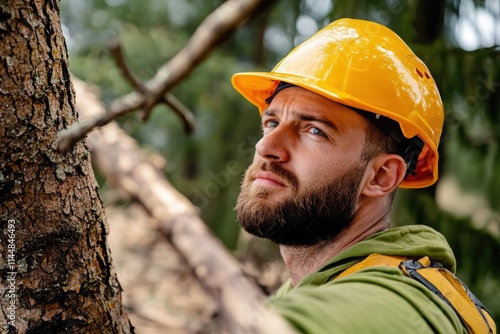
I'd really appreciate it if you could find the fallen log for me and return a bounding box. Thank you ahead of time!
[73,77,295,334]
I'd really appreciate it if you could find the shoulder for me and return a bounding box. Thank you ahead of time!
[268,267,466,334]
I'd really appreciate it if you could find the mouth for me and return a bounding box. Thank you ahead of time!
[252,171,287,187]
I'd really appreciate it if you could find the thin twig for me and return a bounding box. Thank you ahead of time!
[163,93,195,134]
[108,39,195,130]
[109,38,146,93]
[108,39,157,119]
[57,0,276,152]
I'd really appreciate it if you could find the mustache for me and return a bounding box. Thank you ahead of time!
[249,161,299,189]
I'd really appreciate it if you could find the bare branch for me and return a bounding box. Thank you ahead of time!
[163,93,196,134]
[57,0,276,151]
[73,76,295,333]
[108,39,195,131]
[57,90,144,152]
[109,38,146,92]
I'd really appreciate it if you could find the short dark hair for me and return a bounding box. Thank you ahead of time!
[361,120,400,162]
[361,120,401,204]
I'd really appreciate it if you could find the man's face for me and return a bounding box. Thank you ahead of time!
[236,87,370,246]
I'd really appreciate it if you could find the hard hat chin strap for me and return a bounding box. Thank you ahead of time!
[400,136,424,178]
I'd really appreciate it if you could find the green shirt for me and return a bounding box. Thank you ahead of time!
[268,225,467,333]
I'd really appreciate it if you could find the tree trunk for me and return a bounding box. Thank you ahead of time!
[0,1,132,333]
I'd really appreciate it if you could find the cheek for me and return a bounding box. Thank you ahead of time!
[296,158,339,188]
[297,146,363,188]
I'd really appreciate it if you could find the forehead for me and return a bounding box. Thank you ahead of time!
[266,87,367,128]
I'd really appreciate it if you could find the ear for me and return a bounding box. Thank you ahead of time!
[361,154,407,197]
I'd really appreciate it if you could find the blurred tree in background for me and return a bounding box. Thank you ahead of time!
[61,0,500,324]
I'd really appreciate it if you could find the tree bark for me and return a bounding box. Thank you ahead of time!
[0,1,132,333]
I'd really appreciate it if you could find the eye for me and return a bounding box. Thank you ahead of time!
[266,119,279,128]
[309,126,327,137]
[262,119,279,134]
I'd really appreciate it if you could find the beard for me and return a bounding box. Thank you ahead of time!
[236,160,367,246]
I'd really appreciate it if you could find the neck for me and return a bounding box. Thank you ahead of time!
[279,205,390,287]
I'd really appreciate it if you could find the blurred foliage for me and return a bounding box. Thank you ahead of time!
[61,0,500,323]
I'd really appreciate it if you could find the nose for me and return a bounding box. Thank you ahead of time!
[255,125,291,163]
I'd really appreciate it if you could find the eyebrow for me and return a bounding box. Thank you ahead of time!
[262,109,339,132]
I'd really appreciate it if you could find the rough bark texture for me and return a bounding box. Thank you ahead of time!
[0,1,132,333]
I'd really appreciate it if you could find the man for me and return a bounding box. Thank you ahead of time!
[232,19,495,333]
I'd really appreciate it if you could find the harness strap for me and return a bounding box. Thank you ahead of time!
[335,254,496,334]
[336,254,407,280]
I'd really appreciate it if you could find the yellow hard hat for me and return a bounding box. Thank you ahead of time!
[232,18,444,188]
